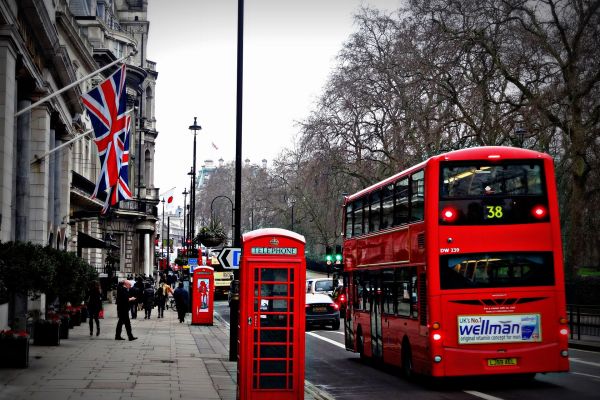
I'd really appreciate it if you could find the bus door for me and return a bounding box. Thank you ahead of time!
[370,271,383,360]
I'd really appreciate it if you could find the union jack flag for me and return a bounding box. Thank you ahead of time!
[82,64,131,213]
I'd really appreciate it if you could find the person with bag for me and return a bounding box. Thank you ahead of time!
[143,281,155,319]
[155,282,167,318]
[86,281,103,336]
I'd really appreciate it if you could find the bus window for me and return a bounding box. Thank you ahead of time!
[410,274,418,319]
[382,269,395,315]
[363,198,370,235]
[396,267,416,317]
[381,184,394,229]
[410,170,425,222]
[345,203,353,239]
[440,252,555,289]
[369,191,381,232]
[394,178,409,225]
[353,199,363,237]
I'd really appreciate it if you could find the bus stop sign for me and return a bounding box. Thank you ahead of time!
[217,247,241,269]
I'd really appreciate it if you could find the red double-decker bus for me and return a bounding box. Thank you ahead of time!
[342,146,569,378]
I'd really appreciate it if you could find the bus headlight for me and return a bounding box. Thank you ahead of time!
[434,355,442,363]
[561,350,568,357]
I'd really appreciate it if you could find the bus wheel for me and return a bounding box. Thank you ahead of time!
[401,340,414,379]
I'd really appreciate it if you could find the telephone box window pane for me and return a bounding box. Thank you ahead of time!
[290,269,294,281]
[260,329,287,343]
[254,269,259,281]
[254,345,258,357]
[253,375,258,389]
[261,284,288,297]
[254,330,258,341]
[260,314,288,327]
[260,268,288,281]
[271,299,288,312]
[288,360,294,373]
[289,330,294,341]
[259,376,286,389]
[288,377,293,389]
[259,344,287,358]
[254,284,259,297]
[260,360,286,373]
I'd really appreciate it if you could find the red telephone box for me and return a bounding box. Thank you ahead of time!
[238,229,306,400]
[192,266,214,325]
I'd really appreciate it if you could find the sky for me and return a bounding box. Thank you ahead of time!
[147,0,404,209]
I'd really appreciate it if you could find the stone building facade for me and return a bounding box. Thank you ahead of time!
[0,0,159,313]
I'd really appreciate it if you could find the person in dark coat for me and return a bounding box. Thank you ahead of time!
[115,279,137,341]
[143,282,155,319]
[86,280,103,336]
[131,277,144,319]
[173,281,189,323]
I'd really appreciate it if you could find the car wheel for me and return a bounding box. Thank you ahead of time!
[332,319,340,330]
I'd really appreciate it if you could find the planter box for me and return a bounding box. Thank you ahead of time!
[70,310,81,327]
[33,321,61,346]
[0,334,29,368]
[59,316,70,339]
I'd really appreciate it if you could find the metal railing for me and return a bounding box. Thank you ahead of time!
[567,304,600,340]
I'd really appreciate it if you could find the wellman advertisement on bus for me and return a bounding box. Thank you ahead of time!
[458,314,542,344]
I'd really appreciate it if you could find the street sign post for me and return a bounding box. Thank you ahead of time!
[217,247,241,269]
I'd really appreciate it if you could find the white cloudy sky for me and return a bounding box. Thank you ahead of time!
[147,0,403,208]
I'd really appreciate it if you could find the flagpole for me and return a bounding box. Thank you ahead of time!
[15,51,137,117]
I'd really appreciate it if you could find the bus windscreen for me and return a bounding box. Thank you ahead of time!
[440,252,555,289]
[439,161,548,225]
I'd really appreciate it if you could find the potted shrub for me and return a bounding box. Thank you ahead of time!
[33,317,61,346]
[196,219,227,248]
[0,330,30,368]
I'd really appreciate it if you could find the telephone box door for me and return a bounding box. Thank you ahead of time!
[238,229,306,400]
[192,266,214,325]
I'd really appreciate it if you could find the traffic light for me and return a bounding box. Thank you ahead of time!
[325,245,333,265]
[335,245,342,264]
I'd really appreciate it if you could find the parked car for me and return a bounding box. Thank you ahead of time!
[305,293,340,330]
[306,278,340,296]
[331,284,347,317]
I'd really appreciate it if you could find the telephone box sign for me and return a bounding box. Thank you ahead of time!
[458,314,542,344]
[250,247,297,255]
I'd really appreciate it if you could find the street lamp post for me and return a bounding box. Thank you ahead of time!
[189,118,202,251]
[167,216,171,269]
[182,188,188,255]
[210,195,235,245]
[160,198,165,272]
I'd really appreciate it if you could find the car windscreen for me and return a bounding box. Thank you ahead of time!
[315,280,333,293]
[440,252,555,289]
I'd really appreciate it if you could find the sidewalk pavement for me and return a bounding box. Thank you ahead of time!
[0,302,322,400]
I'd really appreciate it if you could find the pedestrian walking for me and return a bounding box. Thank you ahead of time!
[131,276,143,319]
[173,281,189,323]
[115,279,137,341]
[143,281,155,319]
[86,280,102,336]
[155,282,169,318]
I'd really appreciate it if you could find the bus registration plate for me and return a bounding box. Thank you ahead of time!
[487,358,517,367]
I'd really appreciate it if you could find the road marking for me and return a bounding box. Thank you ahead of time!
[464,391,505,400]
[572,371,600,380]
[570,357,600,368]
[307,331,346,349]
